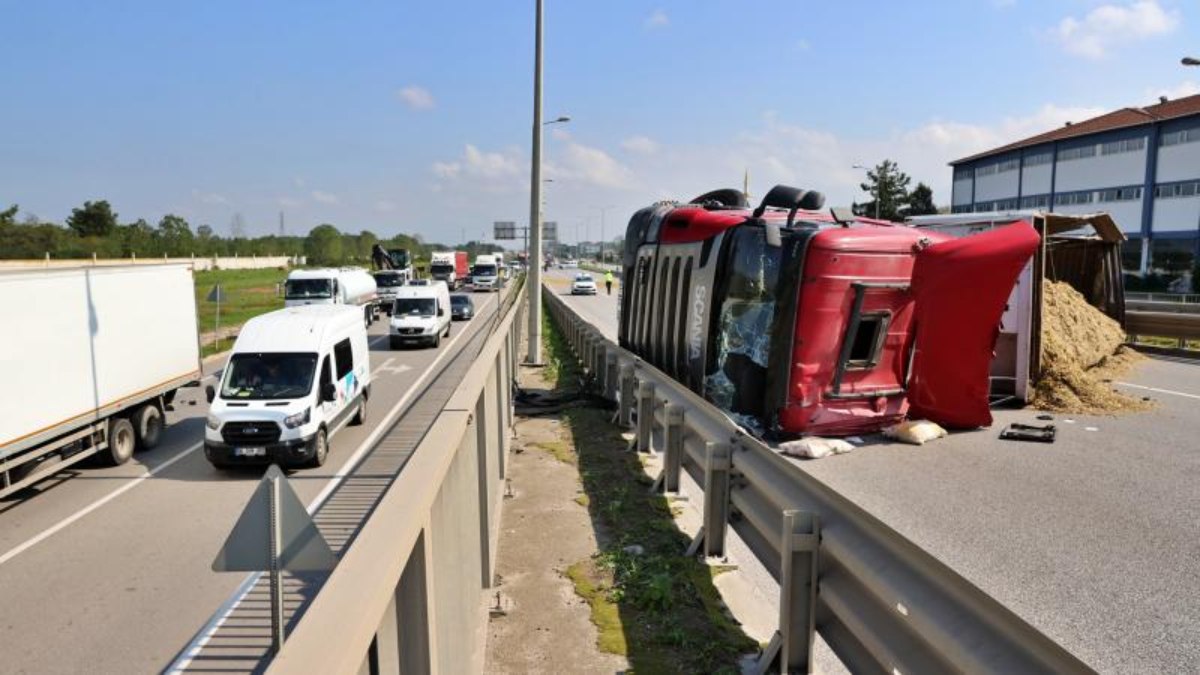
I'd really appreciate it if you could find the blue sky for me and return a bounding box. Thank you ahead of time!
[2,1,1197,245]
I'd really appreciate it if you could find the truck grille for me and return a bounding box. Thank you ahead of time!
[221,420,282,445]
[397,327,423,336]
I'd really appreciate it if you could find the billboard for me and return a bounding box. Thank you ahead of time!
[494,221,517,240]
[543,221,557,242]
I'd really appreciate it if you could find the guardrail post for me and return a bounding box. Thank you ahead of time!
[618,364,636,427]
[702,441,731,558]
[662,404,684,493]
[604,353,618,402]
[636,379,655,452]
[757,510,819,675]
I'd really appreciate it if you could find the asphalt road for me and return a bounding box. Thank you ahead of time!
[0,289,504,674]
[545,269,1200,674]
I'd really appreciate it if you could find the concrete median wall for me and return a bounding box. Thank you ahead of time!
[0,255,301,271]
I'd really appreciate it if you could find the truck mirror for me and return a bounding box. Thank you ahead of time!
[205,384,215,404]
[438,308,445,317]
[321,383,337,402]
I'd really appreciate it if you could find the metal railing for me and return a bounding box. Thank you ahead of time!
[543,286,1094,674]
[267,284,526,675]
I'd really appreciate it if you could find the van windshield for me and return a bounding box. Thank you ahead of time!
[285,278,333,299]
[395,298,436,316]
[221,353,317,400]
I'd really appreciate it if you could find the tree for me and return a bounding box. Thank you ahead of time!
[855,160,911,222]
[158,214,194,254]
[305,224,344,265]
[0,204,18,227]
[905,183,938,216]
[196,224,214,238]
[67,200,119,237]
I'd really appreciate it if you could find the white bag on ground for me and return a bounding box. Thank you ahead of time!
[779,437,855,459]
[883,420,948,445]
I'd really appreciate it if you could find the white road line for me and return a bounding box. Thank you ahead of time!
[167,291,500,672]
[1114,381,1200,401]
[371,357,396,377]
[0,442,204,567]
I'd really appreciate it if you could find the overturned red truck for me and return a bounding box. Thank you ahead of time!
[618,185,1039,438]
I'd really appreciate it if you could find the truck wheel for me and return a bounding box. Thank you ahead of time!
[106,418,136,466]
[351,397,367,425]
[133,403,164,451]
[310,428,329,467]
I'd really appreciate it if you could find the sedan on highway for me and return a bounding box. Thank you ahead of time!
[571,273,597,295]
[450,294,474,320]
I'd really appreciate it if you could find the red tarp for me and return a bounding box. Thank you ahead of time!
[907,221,1040,428]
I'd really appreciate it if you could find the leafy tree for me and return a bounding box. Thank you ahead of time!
[905,183,938,216]
[158,214,194,254]
[1,204,18,227]
[67,200,119,237]
[855,160,911,221]
[305,224,344,265]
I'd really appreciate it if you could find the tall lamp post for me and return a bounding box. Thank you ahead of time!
[595,205,616,264]
[526,0,571,364]
[852,164,880,219]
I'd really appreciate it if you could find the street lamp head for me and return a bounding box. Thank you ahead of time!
[545,115,571,125]
[1183,56,1200,66]
[852,164,867,170]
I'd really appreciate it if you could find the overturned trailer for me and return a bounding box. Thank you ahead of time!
[619,185,1040,438]
[908,211,1126,402]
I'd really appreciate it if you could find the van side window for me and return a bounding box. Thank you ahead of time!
[320,356,332,389]
[334,339,353,379]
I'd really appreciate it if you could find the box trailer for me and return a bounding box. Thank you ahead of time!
[429,251,469,289]
[0,264,203,498]
[908,211,1126,402]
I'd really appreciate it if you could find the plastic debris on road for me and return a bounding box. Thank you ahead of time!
[883,420,948,445]
[779,437,855,460]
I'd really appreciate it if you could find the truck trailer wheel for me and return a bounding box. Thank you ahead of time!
[132,403,164,450]
[105,418,137,466]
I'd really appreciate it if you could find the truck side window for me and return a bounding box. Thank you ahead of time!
[334,339,353,379]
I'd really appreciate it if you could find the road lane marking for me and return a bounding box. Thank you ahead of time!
[1114,382,1200,401]
[167,291,500,672]
[0,442,204,567]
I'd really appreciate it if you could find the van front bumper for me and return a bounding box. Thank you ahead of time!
[204,434,318,467]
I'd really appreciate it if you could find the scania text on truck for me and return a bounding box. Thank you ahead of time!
[284,267,379,327]
[471,255,501,292]
[204,305,370,469]
[0,264,202,498]
[430,251,469,289]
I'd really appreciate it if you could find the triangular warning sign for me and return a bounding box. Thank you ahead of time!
[206,284,227,303]
[212,465,336,572]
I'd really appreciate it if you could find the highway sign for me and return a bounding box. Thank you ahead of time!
[494,221,517,240]
[543,221,558,242]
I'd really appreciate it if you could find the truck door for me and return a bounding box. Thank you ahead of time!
[906,221,1040,428]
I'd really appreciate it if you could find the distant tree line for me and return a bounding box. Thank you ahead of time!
[0,201,501,266]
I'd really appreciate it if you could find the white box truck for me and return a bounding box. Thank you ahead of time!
[471,255,501,292]
[284,267,379,326]
[0,264,202,498]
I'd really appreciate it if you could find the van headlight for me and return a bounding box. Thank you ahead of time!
[205,414,221,430]
[284,407,311,429]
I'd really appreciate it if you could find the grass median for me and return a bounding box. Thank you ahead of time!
[193,267,288,355]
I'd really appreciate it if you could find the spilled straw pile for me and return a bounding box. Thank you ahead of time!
[1029,281,1148,414]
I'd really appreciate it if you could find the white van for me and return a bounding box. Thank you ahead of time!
[204,305,371,469]
[389,282,452,348]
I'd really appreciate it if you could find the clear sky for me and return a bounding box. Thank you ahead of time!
[2,1,1197,245]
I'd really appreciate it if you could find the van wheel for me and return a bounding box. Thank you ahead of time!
[352,397,367,425]
[132,403,164,451]
[432,332,441,348]
[444,323,451,337]
[106,418,136,466]
[310,428,329,467]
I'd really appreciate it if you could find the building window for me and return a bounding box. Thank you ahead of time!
[997,158,1020,173]
[1098,187,1143,202]
[975,164,998,177]
[1159,126,1200,147]
[1023,152,1053,167]
[1021,194,1050,209]
[1058,145,1097,162]
[1100,138,1146,155]
[1055,191,1094,206]
[974,201,995,212]
[953,167,973,181]
[951,204,971,214]
[993,198,1020,210]
[1154,181,1200,199]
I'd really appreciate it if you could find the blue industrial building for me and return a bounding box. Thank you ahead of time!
[950,94,1200,285]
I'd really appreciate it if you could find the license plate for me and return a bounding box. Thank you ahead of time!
[235,447,266,457]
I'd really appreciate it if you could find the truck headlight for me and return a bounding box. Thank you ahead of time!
[284,407,311,429]
[205,414,221,430]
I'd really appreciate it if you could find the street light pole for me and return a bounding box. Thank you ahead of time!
[526,0,545,364]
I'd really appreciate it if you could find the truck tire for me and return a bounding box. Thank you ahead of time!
[106,418,136,466]
[310,428,329,468]
[132,403,164,451]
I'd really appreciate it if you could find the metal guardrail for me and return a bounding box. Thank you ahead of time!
[267,283,526,675]
[1125,291,1200,304]
[543,286,1094,674]
[1126,310,1200,340]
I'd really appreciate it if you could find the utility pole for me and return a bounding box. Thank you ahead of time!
[526,0,545,364]
[278,211,285,237]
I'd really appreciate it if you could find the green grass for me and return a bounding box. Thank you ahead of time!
[193,267,289,352]
[540,303,756,673]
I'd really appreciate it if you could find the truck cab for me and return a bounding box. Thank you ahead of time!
[389,282,453,348]
[204,305,371,469]
[285,267,379,327]
[372,270,407,315]
[471,255,501,292]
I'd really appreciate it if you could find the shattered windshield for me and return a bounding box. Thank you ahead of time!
[221,353,317,400]
[705,227,782,427]
[285,278,333,299]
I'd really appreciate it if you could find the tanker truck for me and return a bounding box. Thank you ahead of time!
[284,267,379,326]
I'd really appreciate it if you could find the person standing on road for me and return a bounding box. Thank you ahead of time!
[604,270,614,295]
